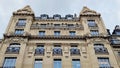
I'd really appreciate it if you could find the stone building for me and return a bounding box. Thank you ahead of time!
[110,25,120,68]
[0,5,119,68]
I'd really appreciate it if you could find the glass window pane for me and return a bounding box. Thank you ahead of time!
[72,59,81,68]
[39,31,45,36]
[17,19,26,26]
[98,58,111,67]
[90,30,99,36]
[34,59,42,68]
[88,20,97,27]
[54,31,60,36]
[54,59,62,68]
[69,31,75,36]
[15,29,24,35]
[3,57,16,67]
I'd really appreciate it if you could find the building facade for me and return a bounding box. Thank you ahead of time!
[110,25,120,68]
[0,5,119,68]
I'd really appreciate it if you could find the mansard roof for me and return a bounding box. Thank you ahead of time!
[80,6,100,16]
[13,5,34,16]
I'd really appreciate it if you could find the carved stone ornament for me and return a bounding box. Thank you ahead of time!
[88,38,108,44]
[80,6,100,15]
[4,37,27,43]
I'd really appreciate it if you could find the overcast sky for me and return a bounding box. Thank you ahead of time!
[0,0,120,38]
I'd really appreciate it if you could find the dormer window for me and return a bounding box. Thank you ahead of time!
[65,14,73,19]
[53,14,61,19]
[116,31,120,35]
[41,14,49,19]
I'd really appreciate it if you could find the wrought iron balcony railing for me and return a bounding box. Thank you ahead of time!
[53,48,62,56]
[30,24,84,30]
[4,32,30,37]
[5,47,20,54]
[99,66,114,68]
[70,48,80,55]
[110,40,120,45]
[94,47,109,54]
[35,48,45,55]
[0,66,15,68]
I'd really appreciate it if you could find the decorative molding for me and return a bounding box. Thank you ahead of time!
[4,37,27,43]
[80,6,100,16]
[13,5,34,16]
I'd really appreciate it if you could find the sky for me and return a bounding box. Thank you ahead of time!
[0,0,120,38]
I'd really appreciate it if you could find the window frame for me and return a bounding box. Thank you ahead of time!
[87,20,97,27]
[39,31,45,36]
[69,31,76,36]
[72,59,81,68]
[16,19,26,26]
[54,31,60,36]
[34,59,43,68]
[3,57,17,68]
[98,57,111,68]
[53,59,62,68]
[90,30,99,36]
[14,29,24,35]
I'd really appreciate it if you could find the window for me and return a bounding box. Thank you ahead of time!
[34,59,42,68]
[90,30,99,36]
[116,31,120,35]
[15,29,24,35]
[53,45,62,55]
[72,59,81,68]
[54,31,60,36]
[69,31,76,36]
[87,20,97,27]
[65,15,73,19]
[70,45,80,55]
[67,24,74,27]
[98,58,111,68]
[94,44,108,54]
[111,39,120,44]
[35,45,44,55]
[54,59,62,68]
[39,31,45,36]
[17,19,26,26]
[54,24,60,27]
[53,14,61,19]
[41,14,49,19]
[41,24,46,28]
[6,43,20,54]
[3,57,16,68]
